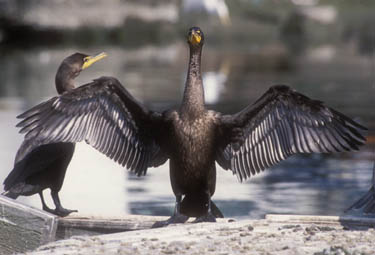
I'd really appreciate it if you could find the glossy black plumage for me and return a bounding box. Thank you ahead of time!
[14,27,367,224]
[3,52,106,216]
[17,76,165,176]
[217,85,366,182]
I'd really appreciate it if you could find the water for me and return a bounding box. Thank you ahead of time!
[0,42,373,219]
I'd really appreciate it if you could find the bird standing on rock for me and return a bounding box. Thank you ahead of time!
[13,27,366,225]
[2,52,107,216]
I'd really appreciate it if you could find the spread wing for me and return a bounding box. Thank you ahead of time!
[216,85,367,182]
[16,76,168,176]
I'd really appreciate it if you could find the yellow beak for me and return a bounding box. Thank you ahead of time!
[189,32,201,45]
[82,52,107,70]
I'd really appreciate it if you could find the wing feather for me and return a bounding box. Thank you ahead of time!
[216,85,367,181]
[16,76,168,174]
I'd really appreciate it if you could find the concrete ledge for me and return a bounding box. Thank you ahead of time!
[2,197,374,255]
[24,215,375,255]
[0,195,58,255]
[57,215,232,239]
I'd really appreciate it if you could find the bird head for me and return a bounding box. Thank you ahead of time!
[187,27,204,47]
[55,52,107,94]
[63,52,107,77]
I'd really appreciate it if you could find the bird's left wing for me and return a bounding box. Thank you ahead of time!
[16,76,167,176]
[215,85,367,182]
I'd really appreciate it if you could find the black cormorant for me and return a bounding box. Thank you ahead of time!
[2,52,107,216]
[13,27,366,224]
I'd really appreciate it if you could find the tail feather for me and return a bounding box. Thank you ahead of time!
[345,186,375,214]
[2,190,19,199]
[346,157,375,214]
[3,159,27,191]
[180,193,224,218]
[211,200,224,218]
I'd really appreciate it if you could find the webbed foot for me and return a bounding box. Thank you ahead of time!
[42,204,77,217]
[192,212,216,223]
[54,207,78,217]
[152,213,189,228]
[50,191,78,217]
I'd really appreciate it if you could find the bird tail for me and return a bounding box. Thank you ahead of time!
[345,157,375,214]
[210,200,224,218]
[3,161,25,192]
[1,190,19,199]
[345,186,375,213]
[180,193,224,218]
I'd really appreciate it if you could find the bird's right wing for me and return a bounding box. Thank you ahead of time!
[215,85,367,182]
[16,76,167,176]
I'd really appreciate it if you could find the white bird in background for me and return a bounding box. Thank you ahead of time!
[182,0,231,25]
[203,60,230,104]
[291,0,319,6]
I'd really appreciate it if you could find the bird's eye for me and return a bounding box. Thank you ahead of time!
[196,30,201,34]
[83,56,90,62]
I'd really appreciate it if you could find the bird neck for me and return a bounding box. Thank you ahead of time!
[55,66,76,94]
[181,45,205,119]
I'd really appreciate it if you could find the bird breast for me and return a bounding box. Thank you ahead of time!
[171,111,217,176]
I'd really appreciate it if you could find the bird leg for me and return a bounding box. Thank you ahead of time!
[152,194,189,228]
[51,191,78,217]
[192,191,216,223]
[39,192,56,214]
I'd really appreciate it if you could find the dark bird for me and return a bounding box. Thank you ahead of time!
[345,152,375,214]
[13,27,366,225]
[2,52,107,216]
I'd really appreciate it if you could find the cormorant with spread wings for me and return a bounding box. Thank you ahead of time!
[15,27,366,226]
[3,52,107,216]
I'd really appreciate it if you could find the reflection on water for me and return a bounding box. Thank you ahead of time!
[0,41,374,219]
[127,154,373,219]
